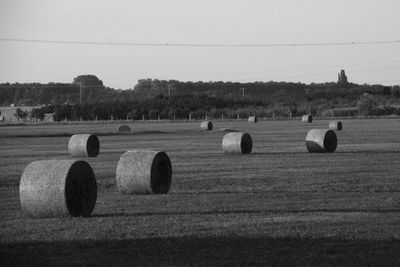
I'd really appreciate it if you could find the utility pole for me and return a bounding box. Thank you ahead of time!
[241,88,246,100]
[76,82,82,104]
[80,83,82,104]
[168,84,171,97]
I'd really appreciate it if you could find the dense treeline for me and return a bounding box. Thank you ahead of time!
[27,93,400,122]
[30,95,266,121]
[2,74,400,121]
[1,77,399,107]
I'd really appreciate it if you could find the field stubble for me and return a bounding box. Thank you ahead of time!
[1,119,400,265]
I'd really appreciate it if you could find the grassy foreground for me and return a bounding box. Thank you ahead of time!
[1,119,400,266]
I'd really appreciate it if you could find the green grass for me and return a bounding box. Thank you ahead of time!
[1,119,400,266]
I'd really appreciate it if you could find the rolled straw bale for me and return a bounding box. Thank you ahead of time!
[118,125,131,133]
[306,129,337,153]
[215,128,237,132]
[200,120,213,131]
[68,134,99,157]
[302,114,313,123]
[248,116,258,123]
[116,150,172,194]
[19,159,97,218]
[222,132,253,154]
[329,121,343,131]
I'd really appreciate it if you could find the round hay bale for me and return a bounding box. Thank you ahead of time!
[306,129,337,153]
[222,132,253,154]
[329,121,343,131]
[118,125,131,133]
[200,120,213,131]
[302,114,313,123]
[215,128,237,132]
[19,159,97,218]
[248,116,258,123]
[68,134,100,157]
[116,150,172,194]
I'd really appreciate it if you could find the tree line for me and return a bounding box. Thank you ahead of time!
[2,74,400,121]
[29,95,264,121]
[20,93,400,122]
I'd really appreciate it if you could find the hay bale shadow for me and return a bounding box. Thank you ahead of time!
[1,237,399,266]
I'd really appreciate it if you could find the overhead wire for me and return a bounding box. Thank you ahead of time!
[1,37,399,86]
[0,37,399,47]
[233,66,400,82]
[6,65,397,86]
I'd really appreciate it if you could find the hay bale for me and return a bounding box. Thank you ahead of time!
[222,132,253,154]
[302,114,313,123]
[19,159,97,218]
[119,125,131,133]
[116,150,172,194]
[68,134,99,157]
[329,120,343,131]
[200,120,213,131]
[215,128,237,132]
[306,129,337,153]
[248,116,258,123]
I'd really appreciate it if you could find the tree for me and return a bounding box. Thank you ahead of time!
[13,88,23,105]
[14,108,29,121]
[73,75,103,87]
[31,108,45,120]
[337,69,348,85]
[357,93,378,115]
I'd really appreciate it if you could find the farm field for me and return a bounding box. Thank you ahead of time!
[1,119,400,266]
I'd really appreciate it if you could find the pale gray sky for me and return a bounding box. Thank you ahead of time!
[0,0,399,89]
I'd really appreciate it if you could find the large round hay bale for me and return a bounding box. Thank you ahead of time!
[222,132,253,154]
[302,114,313,123]
[329,121,343,131]
[200,120,213,131]
[19,160,97,218]
[306,129,337,153]
[248,116,258,123]
[118,125,131,133]
[68,134,99,157]
[116,150,172,194]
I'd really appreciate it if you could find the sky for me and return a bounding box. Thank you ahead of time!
[0,0,399,89]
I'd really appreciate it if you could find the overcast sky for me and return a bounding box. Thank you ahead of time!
[0,0,399,89]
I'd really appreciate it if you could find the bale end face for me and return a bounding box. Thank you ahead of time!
[150,152,172,194]
[86,135,100,157]
[306,129,337,153]
[19,160,97,218]
[240,133,253,154]
[65,161,97,217]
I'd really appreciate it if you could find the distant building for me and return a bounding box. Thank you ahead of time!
[0,106,41,122]
[337,69,348,84]
[43,113,55,122]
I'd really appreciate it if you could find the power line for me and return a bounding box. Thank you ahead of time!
[374,79,400,84]
[96,60,400,83]
[0,37,399,47]
[234,66,400,81]
[170,61,400,79]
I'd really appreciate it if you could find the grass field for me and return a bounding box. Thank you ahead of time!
[1,119,400,266]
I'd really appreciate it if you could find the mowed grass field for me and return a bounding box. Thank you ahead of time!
[1,119,400,266]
